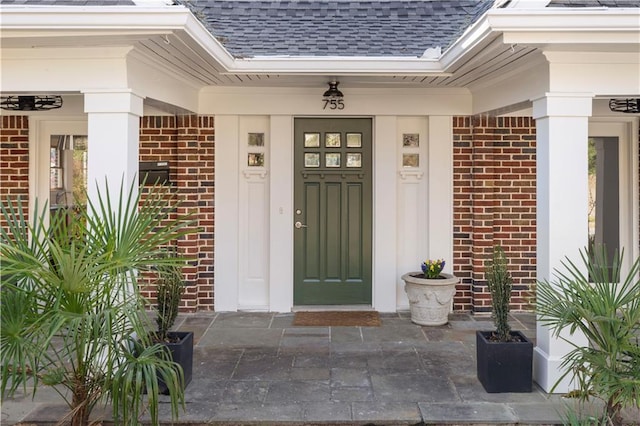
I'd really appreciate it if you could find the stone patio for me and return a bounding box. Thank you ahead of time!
[1,312,621,425]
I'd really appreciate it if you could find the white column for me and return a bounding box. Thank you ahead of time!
[532,93,592,393]
[269,115,294,312]
[396,117,426,309]
[83,90,143,201]
[238,116,270,310]
[375,116,398,312]
[214,115,240,311]
[428,116,454,274]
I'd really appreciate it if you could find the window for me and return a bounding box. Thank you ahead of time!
[50,134,88,208]
[588,137,620,278]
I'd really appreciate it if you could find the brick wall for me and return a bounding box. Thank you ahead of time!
[0,116,29,231]
[139,116,215,312]
[453,116,537,313]
[0,115,213,312]
[0,113,571,315]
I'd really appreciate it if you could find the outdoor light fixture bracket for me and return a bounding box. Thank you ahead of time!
[608,98,640,114]
[0,95,63,111]
[322,81,345,110]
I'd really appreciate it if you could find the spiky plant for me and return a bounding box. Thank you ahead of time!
[155,252,185,342]
[537,247,640,426]
[1,179,194,426]
[485,245,513,342]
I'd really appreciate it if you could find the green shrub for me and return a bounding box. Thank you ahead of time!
[1,180,194,426]
[537,247,640,425]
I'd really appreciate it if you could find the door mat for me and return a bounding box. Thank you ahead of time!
[293,311,381,327]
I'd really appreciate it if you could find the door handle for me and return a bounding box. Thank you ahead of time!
[294,221,308,229]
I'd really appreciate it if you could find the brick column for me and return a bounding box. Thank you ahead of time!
[0,116,29,230]
[138,115,214,312]
[453,117,473,311]
[176,115,214,312]
[453,116,537,313]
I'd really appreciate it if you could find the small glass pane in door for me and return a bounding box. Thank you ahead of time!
[305,153,320,167]
[325,133,341,147]
[326,153,341,167]
[346,133,362,147]
[346,153,362,168]
[304,133,320,147]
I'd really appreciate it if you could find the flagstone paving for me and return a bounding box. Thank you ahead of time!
[1,312,622,425]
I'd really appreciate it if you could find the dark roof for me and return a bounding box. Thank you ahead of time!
[547,0,640,6]
[1,0,637,58]
[194,1,494,58]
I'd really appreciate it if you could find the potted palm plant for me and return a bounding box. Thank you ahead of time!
[0,180,194,425]
[153,250,193,394]
[401,258,458,326]
[476,245,533,393]
[537,247,640,425]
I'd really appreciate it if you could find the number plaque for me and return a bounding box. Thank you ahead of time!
[322,98,345,110]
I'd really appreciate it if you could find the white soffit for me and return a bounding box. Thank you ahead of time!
[0,5,639,89]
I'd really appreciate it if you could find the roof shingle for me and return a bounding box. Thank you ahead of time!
[194,0,494,58]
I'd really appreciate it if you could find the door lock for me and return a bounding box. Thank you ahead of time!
[294,221,308,229]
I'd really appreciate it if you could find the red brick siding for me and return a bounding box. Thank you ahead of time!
[175,115,214,312]
[453,116,537,312]
[0,116,30,231]
[138,115,214,313]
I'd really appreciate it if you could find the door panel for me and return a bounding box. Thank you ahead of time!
[294,118,372,305]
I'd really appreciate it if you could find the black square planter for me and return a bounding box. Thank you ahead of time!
[160,331,193,395]
[476,330,533,393]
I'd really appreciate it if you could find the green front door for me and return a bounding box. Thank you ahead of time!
[294,118,372,305]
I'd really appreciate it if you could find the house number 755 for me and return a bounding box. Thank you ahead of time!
[323,99,345,110]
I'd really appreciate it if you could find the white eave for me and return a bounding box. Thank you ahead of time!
[1,4,639,86]
[485,7,640,48]
[0,5,448,77]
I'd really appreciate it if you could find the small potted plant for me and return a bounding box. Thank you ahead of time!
[476,245,533,393]
[401,258,458,326]
[153,250,193,394]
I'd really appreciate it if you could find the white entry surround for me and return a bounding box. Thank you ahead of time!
[207,87,464,312]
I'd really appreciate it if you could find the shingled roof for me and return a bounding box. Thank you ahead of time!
[1,0,637,58]
[195,1,494,58]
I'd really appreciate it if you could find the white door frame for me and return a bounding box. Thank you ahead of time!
[29,116,88,221]
[588,117,640,274]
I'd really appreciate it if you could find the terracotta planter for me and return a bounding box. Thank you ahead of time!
[401,272,458,326]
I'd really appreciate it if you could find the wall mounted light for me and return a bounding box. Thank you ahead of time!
[608,98,639,114]
[0,95,63,111]
[322,81,345,110]
[323,81,343,99]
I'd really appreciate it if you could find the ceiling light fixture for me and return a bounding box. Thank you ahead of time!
[608,98,639,114]
[0,95,63,111]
